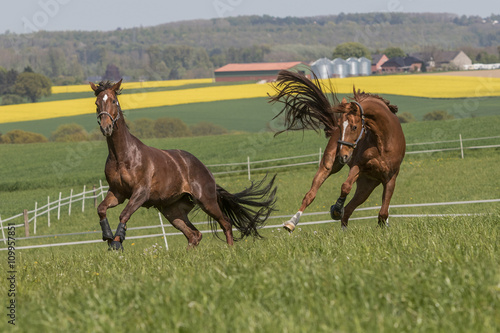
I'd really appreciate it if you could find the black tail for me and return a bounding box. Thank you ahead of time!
[269,70,339,136]
[210,175,277,240]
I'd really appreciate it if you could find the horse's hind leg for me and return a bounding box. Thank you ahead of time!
[196,192,234,246]
[161,197,201,248]
[340,176,380,229]
[378,172,399,227]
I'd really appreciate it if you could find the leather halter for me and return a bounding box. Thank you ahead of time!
[337,101,365,149]
[97,96,121,127]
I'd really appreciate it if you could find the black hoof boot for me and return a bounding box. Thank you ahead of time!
[109,241,124,251]
[99,218,114,241]
[108,222,127,251]
[330,197,346,220]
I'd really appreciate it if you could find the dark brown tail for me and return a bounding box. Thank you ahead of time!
[269,70,338,136]
[211,175,277,240]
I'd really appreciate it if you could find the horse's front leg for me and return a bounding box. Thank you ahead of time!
[97,191,124,246]
[330,165,360,223]
[110,188,149,251]
[285,134,343,232]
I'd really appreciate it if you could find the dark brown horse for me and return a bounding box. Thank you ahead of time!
[269,70,405,231]
[90,80,277,250]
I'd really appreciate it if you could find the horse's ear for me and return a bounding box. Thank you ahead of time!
[341,97,347,104]
[90,82,98,92]
[111,79,123,92]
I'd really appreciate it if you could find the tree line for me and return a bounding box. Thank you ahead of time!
[0,118,228,144]
[0,66,51,104]
[0,13,498,84]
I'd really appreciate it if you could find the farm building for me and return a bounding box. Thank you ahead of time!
[411,51,472,70]
[371,54,389,74]
[381,56,424,73]
[214,62,311,82]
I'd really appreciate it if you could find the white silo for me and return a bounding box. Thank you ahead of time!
[331,58,348,78]
[358,57,372,76]
[311,58,333,79]
[346,57,360,76]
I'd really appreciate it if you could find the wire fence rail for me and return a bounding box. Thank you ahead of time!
[0,133,498,240]
[0,198,498,251]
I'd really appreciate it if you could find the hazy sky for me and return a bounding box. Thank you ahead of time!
[1,0,498,34]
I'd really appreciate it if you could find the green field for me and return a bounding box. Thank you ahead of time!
[1,95,500,138]
[0,116,499,332]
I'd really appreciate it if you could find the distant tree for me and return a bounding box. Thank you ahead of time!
[23,66,34,73]
[190,122,228,136]
[102,64,122,82]
[397,112,417,123]
[12,72,51,102]
[1,94,25,105]
[423,110,454,121]
[153,118,191,138]
[332,42,370,59]
[131,118,155,139]
[383,47,406,59]
[1,130,48,144]
[50,124,88,142]
[0,69,18,95]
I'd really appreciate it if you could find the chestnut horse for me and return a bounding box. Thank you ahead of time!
[269,70,405,231]
[91,80,277,250]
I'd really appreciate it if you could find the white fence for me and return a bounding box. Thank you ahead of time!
[0,198,498,251]
[0,133,499,242]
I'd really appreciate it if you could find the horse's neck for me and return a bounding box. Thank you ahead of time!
[106,115,136,161]
[363,100,396,133]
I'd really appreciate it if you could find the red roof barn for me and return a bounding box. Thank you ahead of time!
[214,62,311,82]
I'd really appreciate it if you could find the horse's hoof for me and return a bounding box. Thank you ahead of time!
[108,241,123,251]
[283,222,295,233]
[330,205,344,220]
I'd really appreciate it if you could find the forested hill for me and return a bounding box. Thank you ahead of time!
[1,12,499,83]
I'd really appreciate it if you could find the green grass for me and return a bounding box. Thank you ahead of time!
[0,116,499,332]
[1,214,498,332]
[2,95,500,138]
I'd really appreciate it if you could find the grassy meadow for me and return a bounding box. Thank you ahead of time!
[0,114,499,332]
[1,74,500,332]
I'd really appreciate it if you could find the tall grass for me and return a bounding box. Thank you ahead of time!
[1,214,498,332]
[0,114,499,332]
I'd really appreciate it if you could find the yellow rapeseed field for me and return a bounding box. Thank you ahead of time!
[1,74,500,124]
[51,78,213,94]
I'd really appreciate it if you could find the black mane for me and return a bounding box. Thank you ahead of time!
[92,81,122,97]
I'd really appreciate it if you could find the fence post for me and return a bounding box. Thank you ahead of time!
[459,134,464,159]
[247,156,251,181]
[319,147,322,166]
[57,192,62,220]
[100,180,105,200]
[0,215,5,245]
[47,196,51,227]
[93,185,97,208]
[34,202,37,235]
[82,185,86,213]
[23,209,29,237]
[68,189,73,216]
[158,212,169,251]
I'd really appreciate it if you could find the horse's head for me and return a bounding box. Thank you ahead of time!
[336,97,366,165]
[90,79,123,137]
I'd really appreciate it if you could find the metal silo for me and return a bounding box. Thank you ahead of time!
[358,57,371,76]
[346,57,360,76]
[331,58,348,78]
[311,58,333,79]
